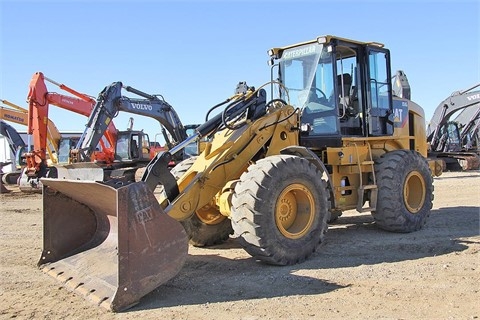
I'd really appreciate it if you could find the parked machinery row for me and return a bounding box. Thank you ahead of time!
[1,72,197,192]
[36,35,445,311]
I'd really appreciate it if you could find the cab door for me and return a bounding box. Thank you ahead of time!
[366,47,394,136]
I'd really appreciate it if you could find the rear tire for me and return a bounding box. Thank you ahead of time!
[372,150,433,232]
[231,155,330,265]
[171,157,233,247]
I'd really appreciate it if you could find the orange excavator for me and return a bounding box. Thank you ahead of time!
[22,72,118,190]
[0,99,72,186]
[1,99,64,165]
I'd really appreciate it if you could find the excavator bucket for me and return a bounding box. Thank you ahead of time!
[38,178,189,312]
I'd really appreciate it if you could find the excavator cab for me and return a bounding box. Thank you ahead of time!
[114,131,151,162]
[57,137,80,164]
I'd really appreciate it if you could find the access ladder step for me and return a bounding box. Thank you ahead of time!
[359,184,377,190]
[357,185,378,212]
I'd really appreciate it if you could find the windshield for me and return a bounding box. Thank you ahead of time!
[275,43,338,135]
[277,43,334,108]
[58,139,73,164]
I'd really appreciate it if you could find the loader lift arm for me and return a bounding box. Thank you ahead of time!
[140,82,269,198]
[74,81,188,163]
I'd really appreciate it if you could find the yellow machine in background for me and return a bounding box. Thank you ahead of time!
[1,100,63,166]
[38,35,442,311]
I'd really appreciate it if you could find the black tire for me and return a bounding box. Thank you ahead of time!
[171,157,233,247]
[328,210,342,223]
[231,154,330,265]
[372,150,434,232]
[2,172,20,185]
[170,156,197,178]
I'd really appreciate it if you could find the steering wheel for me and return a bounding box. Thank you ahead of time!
[298,88,328,107]
[314,88,327,100]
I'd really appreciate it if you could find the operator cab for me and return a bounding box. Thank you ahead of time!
[268,35,395,150]
[57,137,80,164]
[115,131,151,162]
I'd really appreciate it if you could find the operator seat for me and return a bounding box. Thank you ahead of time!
[131,140,139,159]
[336,73,362,135]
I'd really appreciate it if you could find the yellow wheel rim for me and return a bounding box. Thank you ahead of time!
[275,183,315,239]
[403,171,426,214]
[196,204,226,225]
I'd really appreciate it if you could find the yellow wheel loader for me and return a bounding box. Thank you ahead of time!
[38,35,443,311]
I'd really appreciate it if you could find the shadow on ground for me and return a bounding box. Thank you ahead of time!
[131,205,479,311]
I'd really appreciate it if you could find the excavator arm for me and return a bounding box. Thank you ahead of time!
[1,101,61,167]
[75,81,187,162]
[0,120,26,186]
[457,107,480,150]
[0,105,28,126]
[427,83,480,150]
[426,83,480,170]
[0,120,26,156]
[26,72,117,172]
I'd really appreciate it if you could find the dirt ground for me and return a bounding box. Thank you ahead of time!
[0,171,479,320]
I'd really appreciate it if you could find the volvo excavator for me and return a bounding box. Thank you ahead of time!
[65,81,191,182]
[455,104,480,154]
[38,35,443,312]
[427,83,480,170]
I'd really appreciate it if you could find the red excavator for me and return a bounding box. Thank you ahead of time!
[22,72,118,190]
[1,99,64,185]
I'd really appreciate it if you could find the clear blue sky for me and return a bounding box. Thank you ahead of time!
[1,0,479,144]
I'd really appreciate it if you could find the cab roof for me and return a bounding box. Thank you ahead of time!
[268,35,384,58]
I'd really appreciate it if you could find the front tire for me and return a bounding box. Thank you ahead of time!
[231,155,330,265]
[372,150,433,232]
[171,157,233,247]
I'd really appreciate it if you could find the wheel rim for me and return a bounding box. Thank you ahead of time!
[196,204,226,225]
[275,183,315,239]
[403,171,426,214]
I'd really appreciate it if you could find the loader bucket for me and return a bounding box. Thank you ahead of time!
[38,178,188,312]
